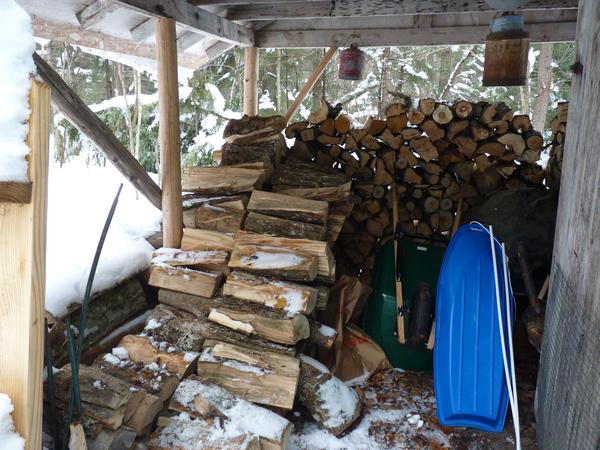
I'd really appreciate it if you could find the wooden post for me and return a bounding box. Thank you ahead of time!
[284,47,337,123]
[0,80,50,449]
[243,47,258,116]
[156,18,183,248]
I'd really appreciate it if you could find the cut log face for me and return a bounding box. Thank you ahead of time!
[181,228,235,253]
[297,355,362,436]
[244,211,327,241]
[197,340,300,410]
[432,104,453,125]
[152,248,229,270]
[149,265,223,298]
[308,319,337,349]
[228,244,318,282]
[182,166,265,195]
[149,413,261,450]
[247,190,328,225]
[168,377,293,450]
[223,271,317,314]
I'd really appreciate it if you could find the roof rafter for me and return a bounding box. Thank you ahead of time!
[114,0,254,45]
[225,0,578,21]
[76,0,120,29]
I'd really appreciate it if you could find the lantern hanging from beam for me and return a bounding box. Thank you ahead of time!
[483,14,530,86]
[339,44,365,80]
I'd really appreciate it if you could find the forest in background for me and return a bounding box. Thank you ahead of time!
[39,42,574,173]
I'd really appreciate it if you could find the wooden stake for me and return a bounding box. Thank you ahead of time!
[243,47,259,116]
[284,47,337,123]
[392,188,406,345]
[0,81,50,449]
[156,18,183,248]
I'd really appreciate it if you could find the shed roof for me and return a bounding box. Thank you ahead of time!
[18,0,578,71]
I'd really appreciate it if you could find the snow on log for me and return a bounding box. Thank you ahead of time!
[152,247,229,270]
[169,377,292,450]
[297,355,362,436]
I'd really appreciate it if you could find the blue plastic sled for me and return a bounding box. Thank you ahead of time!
[434,223,514,432]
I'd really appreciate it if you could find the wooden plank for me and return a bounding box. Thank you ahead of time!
[33,53,163,210]
[226,0,577,20]
[0,182,32,204]
[0,81,50,449]
[243,47,259,115]
[537,1,600,448]
[148,265,224,298]
[32,18,204,70]
[156,18,183,247]
[256,22,576,48]
[284,47,337,122]
[76,0,120,29]
[115,0,255,45]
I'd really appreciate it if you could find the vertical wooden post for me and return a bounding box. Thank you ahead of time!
[156,18,183,248]
[0,80,50,449]
[243,46,258,116]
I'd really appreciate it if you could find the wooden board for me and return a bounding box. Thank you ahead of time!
[148,265,223,298]
[228,244,318,281]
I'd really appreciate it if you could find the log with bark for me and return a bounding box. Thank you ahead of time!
[182,166,265,195]
[247,190,328,225]
[222,114,286,144]
[244,211,327,241]
[148,265,223,298]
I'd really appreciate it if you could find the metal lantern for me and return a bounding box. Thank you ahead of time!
[483,14,530,86]
[338,44,365,80]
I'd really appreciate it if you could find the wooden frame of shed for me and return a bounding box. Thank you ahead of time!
[3,0,598,448]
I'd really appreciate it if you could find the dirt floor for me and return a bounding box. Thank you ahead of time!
[290,315,539,449]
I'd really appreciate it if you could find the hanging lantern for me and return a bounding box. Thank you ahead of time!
[483,14,530,86]
[339,44,365,80]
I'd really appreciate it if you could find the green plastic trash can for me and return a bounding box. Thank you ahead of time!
[362,236,446,371]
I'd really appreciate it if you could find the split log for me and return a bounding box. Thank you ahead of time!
[276,181,352,202]
[446,119,469,141]
[452,135,478,158]
[384,102,408,117]
[418,98,435,116]
[244,211,327,241]
[228,244,318,282]
[478,141,505,157]
[152,248,229,270]
[271,160,349,190]
[308,320,337,349]
[87,428,136,450]
[153,297,296,355]
[386,114,408,133]
[149,414,260,450]
[247,190,328,225]
[118,334,199,378]
[420,120,445,142]
[234,231,335,281]
[222,271,316,314]
[148,265,223,298]
[512,114,532,132]
[181,228,235,253]
[406,108,425,125]
[297,355,361,436]
[194,204,246,233]
[334,115,352,133]
[498,133,526,155]
[220,138,284,167]
[182,166,265,195]
[223,114,286,144]
[410,137,438,162]
[197,340,300,410]
[169,377,292,450]
[470,119,490,141]
[285,121,309,139]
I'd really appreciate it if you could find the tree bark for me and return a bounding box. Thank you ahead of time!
[532,43,554,131]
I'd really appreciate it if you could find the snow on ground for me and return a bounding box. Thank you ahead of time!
[0,394,25,450]
[45,155,161,317]
[0,0,35,182]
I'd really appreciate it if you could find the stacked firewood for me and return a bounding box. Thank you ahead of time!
[546,102,568,190]
[50,115,361,448]
[285,99,548,277]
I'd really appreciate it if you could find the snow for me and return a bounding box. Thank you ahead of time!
[0,0,35,182]
[240,250,304,270]
[319,324,337,337]
[112,347,130,360]
[92,380,105,389]
[145,318,163,330]
[318,377,360,428]
[259,91,276,111]
[222,360,269,376]
[0,393,25,450]
[45,155,161,317]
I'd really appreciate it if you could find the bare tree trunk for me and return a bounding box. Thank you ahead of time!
[532,43,554,131]
[520,58,531,115]
[276,49,282,114]
[378,47,392,118]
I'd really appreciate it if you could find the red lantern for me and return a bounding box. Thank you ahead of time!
[338,44,365,80]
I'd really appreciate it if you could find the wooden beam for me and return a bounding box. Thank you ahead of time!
[226,0,578,20]
[115,0,255,45]
[76,0,120,29]
[32,18,204,70]
[156,18,184,247]
[0,80,50,450]
[33,53,163,210]
[257,22,577,48]
[243,47,258,115]
[284,47,336,123]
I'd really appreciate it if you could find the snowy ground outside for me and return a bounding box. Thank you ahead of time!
[45,154,161,317]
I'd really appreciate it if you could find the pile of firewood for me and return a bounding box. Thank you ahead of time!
[546,102,568,190]
[50,115,361,449]
[284,98,549,277]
